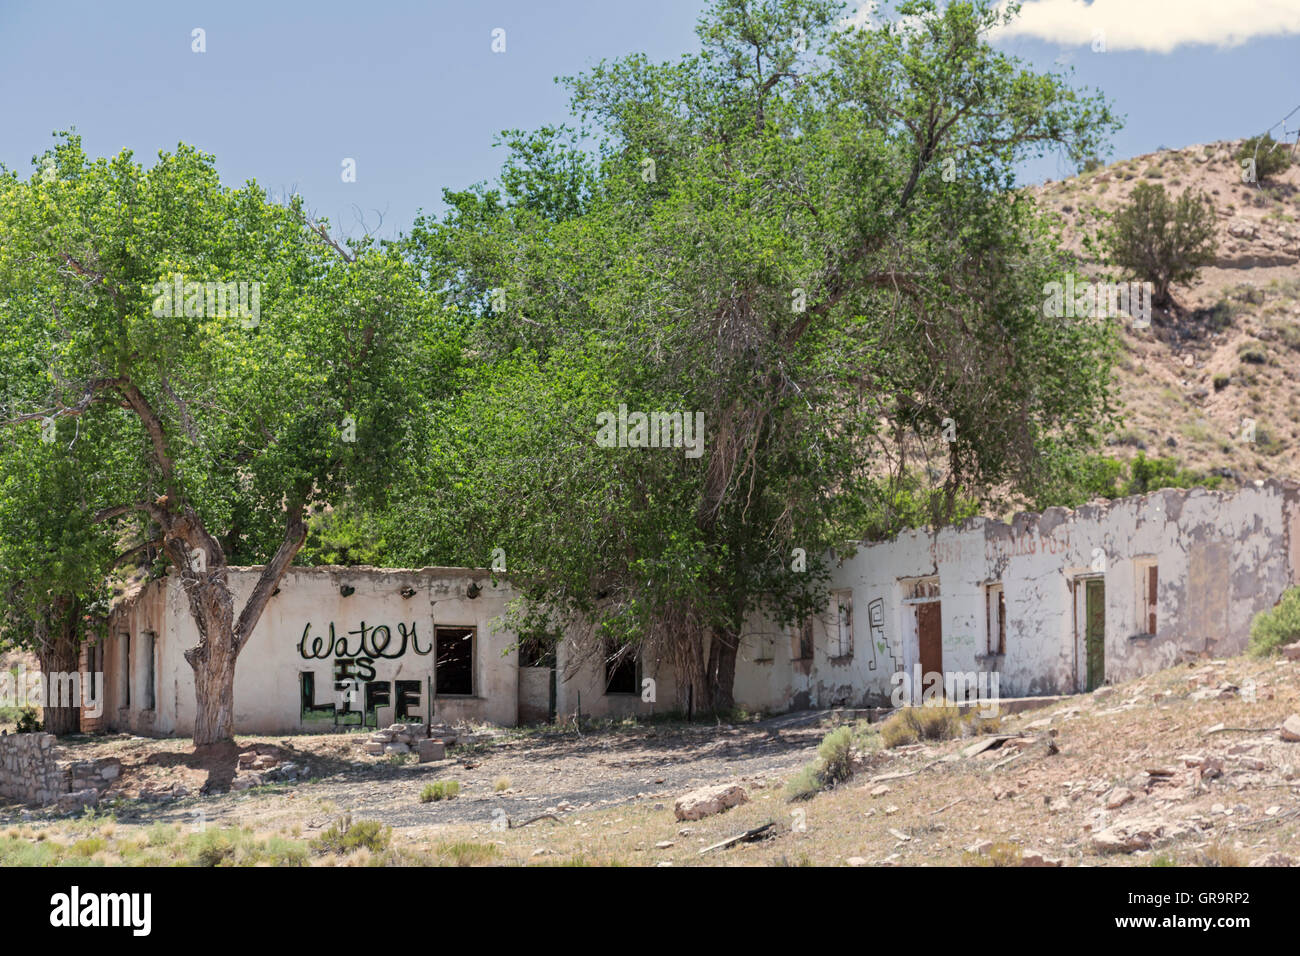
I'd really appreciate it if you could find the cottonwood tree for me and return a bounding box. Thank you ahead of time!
[407,0,1120,711]
[0,135,453,745]
[0,419,132,734]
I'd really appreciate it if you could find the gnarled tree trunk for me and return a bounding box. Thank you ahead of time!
[37,598,82,736]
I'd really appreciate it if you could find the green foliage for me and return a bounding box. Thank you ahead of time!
[296,505,388,567]
[310,818,392,855]
[785,724,863,800]
[398,0,1119,709]
[0,131,459,741]
[1122,453,1220,496]
[13,706,41,733]
[420,780,460,802]
[1236,133,1293,182]
[1248,587,1300,658]
[1106,181,1217,306]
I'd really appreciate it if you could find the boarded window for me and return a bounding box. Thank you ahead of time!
[791,617,814,661]
[753,630,775,662]
[986,584,1006,655]
[435,627,474,696]
[830,591,854,658]
[142,632,156,711]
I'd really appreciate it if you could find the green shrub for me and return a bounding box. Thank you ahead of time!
[310,818,392,855]
[420,780,460,803]
[1248,587,1300,657]
[436,841,502,866]
[784,725,864,801]
[14,706,41,733]
[1236,134,1292,183]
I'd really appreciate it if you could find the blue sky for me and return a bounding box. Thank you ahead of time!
[1,1,1297,239]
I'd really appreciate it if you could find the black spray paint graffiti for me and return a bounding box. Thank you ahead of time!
[297,621,431,661]
[298,622,431,725]
[867,598,885,672]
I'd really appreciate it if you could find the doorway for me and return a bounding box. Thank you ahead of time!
[916,600,943,680]
[1082,578,1105,691]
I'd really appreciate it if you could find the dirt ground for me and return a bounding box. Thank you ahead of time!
[2,652,1298,866]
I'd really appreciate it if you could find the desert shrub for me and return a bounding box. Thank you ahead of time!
[191,831,237,867]
[785,726,861,801]
[1236,133,1293,183]
[420,780,460,803]
[494,777,511,792]
[962,841,1024,866]
[436,841,502,866]
[1106,182,1217,307]
[310,818,392,855]
[1199,842,1248,867]
[1237,341,1269,365]
[1248,587,1300,657]
[14,706,41,733]
[817,726,856,784]
[70,836,106,857]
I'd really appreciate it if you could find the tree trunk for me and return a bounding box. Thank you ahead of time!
[37,602,82,736]
[168,505,307,747]
[191,629,238,745]
[705,626,739,713]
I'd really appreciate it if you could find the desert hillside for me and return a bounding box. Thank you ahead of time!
[1035,139,1300,484]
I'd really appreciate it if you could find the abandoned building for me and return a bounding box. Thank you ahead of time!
[83,479,1300,736]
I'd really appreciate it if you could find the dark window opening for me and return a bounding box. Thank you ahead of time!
[518,632,557,668]
[435,627,474,696]
[120,634,131,709]
[142,632,156,711]
[605,644,638,696]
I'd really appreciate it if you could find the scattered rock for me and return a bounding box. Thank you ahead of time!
[1282,642,1300,662]
[845,856,869,867]
[673,783,749,821]
[869,785,891,797]
[1104,787,1136,810]
[55,789,98,814]
[1280,714,1300,743]
[1021,849,1064,867]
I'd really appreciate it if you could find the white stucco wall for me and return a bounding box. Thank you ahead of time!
[735,480,1299,709]
[105,567,522,736]
[97,481,1300,735]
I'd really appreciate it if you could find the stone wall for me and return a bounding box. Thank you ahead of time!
[0,732,121,809]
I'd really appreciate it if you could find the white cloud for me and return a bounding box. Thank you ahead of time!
[993,0,1300,53]
[838,1,877,31]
